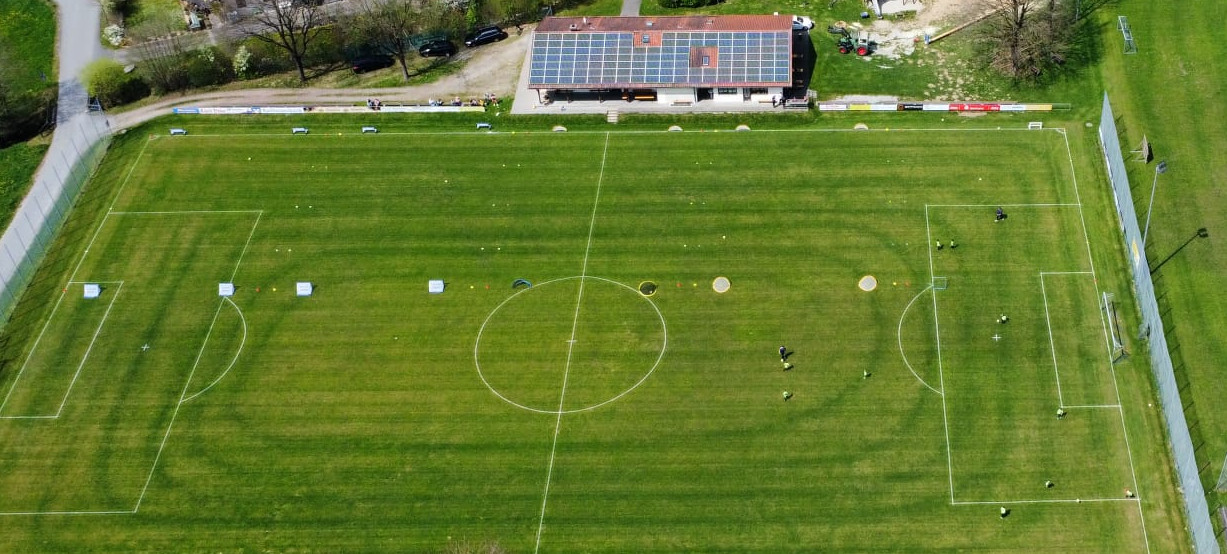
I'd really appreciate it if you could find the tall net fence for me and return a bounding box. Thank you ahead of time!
[1099,93,1220,553]
[0,113,111,328]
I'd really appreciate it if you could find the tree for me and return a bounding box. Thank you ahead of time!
[0,52,55,147]
[981,0,1034,79]
[83,59,137,107]
[130,12,191,92]
[980,0,1074,79]
[246,1,329,83]
[349,0,429,81]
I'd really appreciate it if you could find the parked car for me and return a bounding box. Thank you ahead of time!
[419,40,456,58]
[464,25,508,47]
[351,55,394,74]
[792,15,814,31]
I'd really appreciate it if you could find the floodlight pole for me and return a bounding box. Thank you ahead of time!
[1149,227,1209,275]
[1141,160,1167,247]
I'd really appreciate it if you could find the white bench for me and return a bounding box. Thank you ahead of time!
[169,128,188,136]
[476,122,492,130]
[292,127,309,135]
[361,126,378,134]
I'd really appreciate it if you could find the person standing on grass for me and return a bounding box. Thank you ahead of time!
[936,240,943,250]
[780,345,787,362]
[1057,408,1067,419]
[996,207,1005,222]
[782,391,793,401]
[950,239,957,249]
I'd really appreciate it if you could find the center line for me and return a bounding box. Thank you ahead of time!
[535,133,611,553]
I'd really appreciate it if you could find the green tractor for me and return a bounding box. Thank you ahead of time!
[828,25,873,56]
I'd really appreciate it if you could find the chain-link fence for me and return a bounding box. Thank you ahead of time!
[1099,93,1220,553]
[0,112,111,328]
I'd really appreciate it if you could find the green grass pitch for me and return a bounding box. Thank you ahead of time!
[0,122,1181,551]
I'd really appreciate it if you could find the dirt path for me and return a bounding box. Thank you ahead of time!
[109,27,532,130]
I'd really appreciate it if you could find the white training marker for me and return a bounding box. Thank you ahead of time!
[296,282,313,297]
[83,283,101,299]
[428,280,445,294]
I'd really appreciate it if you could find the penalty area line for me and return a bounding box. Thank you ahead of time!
[896,284,942,396]
[924,205,956,505]
[132,297,226,513]
[952,497,1140,506]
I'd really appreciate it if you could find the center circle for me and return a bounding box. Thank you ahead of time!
[474,276,668,414]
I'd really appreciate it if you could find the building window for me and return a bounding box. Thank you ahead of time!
[747,87,768,95]
[717,87,737,94]
[642,34,650,44]
[701,55,710,66]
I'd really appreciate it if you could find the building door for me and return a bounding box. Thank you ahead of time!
[697,88,713,101]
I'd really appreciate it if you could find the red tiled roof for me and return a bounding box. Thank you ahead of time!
[536,15,792,33]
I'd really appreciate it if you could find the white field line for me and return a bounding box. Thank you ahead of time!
[1039,274,1066,407]
[953,497,1140,506]
[66,212,109,283]
[0,289,69,415]
[0,509,134,516]
[179,296,247,405]
[109,210,262,215]
[64,137,152,284]
[65,280,124,284]
[175,126,1069,138]
[896,285,942,395]
[229,212,263,282]
[472,275,669,415]
[924,205,956,504]
[927,203,1080,208]
[534,132,611,554]
[54,282,125,417]
[1064,404,1122,409]
[133,298,226,513]
[1039,271,1094,275]
[1061,129,1150,554]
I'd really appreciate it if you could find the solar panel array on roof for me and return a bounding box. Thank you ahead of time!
[529,30,791,88]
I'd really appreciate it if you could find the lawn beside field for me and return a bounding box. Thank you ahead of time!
[0,0,55,234]
[0,142,49,232]
[0,119,1188,552]
[1099,0,1227,525]
[0,0,55,93]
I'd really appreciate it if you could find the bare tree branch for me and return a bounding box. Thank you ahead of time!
[349,0,454,81]
[247,1,329,82]
[131,13,191,92]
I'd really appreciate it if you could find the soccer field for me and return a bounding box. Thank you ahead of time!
[0,122,1183,551]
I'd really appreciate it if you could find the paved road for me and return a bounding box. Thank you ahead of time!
[55,0,107,120]
[109,28,532,131]
[0,0,110,317]
[620,0,641,16]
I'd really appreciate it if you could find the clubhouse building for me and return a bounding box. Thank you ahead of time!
[526,15,801,108]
